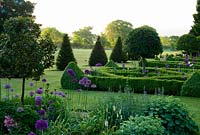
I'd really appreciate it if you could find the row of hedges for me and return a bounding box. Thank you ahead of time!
[88,76,184,95]
[94,67,187,81]
[145,60,200,69]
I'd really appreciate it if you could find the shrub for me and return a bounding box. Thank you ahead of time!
[144,96,199,134]
[181,72,200,97]
[0,100,39,134]
[89,36,108,66]
[105,60,119,68]
[115,115,165,135]
[61,61,84,89]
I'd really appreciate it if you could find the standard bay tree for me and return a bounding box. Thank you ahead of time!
[0,17,44,103]
[125,25,163,74]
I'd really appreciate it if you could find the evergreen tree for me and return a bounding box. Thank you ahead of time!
[190,0,200,36]
[89,36,108,66]
[39,33,57,69]
[110,37,125,63]
[56,34,76,70]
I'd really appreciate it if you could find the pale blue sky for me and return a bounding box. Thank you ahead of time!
[29,0,196,36]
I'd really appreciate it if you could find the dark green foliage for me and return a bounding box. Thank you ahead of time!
[0,100,39,134]
[88,76,183,95]
[115,116,165,135]
[181,72,200,97]
[190,0,200,36]
[39,33,57,69]
[0,0,34,33]
[125,25,162,74]
[144,96,199,134]
[105,60,119,68]
[56,34,76,70]
[89,36,108,66]
[61,61,84,89]
[125,25,163,59]
[110,37,126,62]
[177,34,199,53]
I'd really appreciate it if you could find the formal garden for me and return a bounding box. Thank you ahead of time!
[1,0,200,135]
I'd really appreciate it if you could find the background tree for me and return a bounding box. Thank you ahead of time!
[0,17,44,103]
[41,27,64,47]
[125,25,163,74]
[160,36,179,51]
[110,37,127,63]
[190,0,200,36]
[71,26,97,48]
[100,33,111,48]
[103,20,133,46]
[169,36,179,51]
[39,33,57,69]
[56,34,76,70]
[177,34,199,55]
[0,0,34,33]
[89,36,108,66]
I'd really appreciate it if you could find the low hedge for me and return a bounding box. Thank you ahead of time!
[88,76,184,95]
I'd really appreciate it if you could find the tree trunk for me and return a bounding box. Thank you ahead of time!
[21,77,25,104]
[0,78,1,101]
[142,57,146,75]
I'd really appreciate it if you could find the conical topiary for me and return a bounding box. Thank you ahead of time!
[181,72,200,97]
[110,37,126,63]
[105,60,119,68]
[89,36,108,66]
[56,34,76,70]
[61,61,84,89]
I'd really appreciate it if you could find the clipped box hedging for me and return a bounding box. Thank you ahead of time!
[181,72,200,97]
[61,62,84,89]
[88,76,184,95]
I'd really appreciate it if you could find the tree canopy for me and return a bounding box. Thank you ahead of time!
[190,0,200,36]
[0,0,34,33]
[71,26,97,48]
[41,27,64,47]
[39,33,57,69]
[104,20,133,46]
[177,34,199,54]
[125,25,162,74]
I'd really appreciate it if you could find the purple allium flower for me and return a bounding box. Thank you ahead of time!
[91,84,97,88]
[42,79,47,83]
[84,69,90,74]
[29,91,35,97]
[14,94,19,98]
[36,88,43,94]
[17,107,24,112]
[67,69,75,77]
[72,78,78,83]
[95,63,102,67]
[38,109,46,116]
[78,80,84,85]
[35,96,42,106]
[4,84,11,89]
[28,132,36,135]
[77,88,82,92]
[186,63,190,67]
[29,82,34,87]
[4,116,17,129]
[10,89,14,92]
[35,119,48,131]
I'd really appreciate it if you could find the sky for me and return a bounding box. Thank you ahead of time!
[29,0,197,36]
